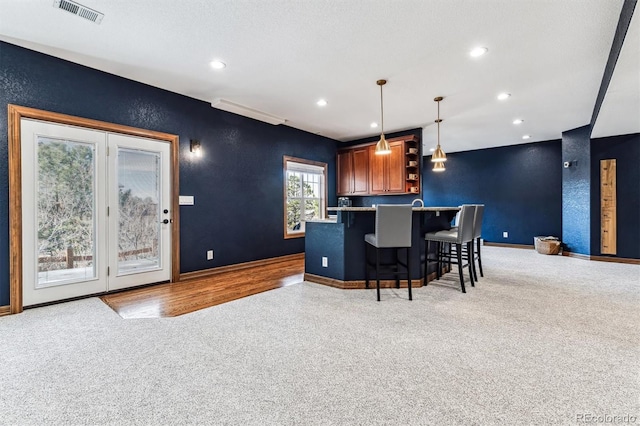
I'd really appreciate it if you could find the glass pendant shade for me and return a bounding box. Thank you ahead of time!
[431,145,447,162]
[433,161,446,172]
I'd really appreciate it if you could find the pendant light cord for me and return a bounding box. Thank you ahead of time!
[437,99,440,147]
[380,83,385,135]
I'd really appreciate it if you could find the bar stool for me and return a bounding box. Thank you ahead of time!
[423,204,476,293]
[470,204,485,281]
[450,204,485,282]
[364,204,413,301]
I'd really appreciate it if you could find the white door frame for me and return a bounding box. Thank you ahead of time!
[8,104,180,313]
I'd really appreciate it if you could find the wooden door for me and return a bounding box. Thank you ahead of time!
[352,147,369,194]
[600,159,616,254]
[368,145,386,194]
[386,141,406,193]
[336,150,353,195]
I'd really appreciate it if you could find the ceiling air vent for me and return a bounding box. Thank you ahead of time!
[53,0,104,24]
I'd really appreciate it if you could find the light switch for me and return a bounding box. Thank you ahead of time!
[179,195,194,205]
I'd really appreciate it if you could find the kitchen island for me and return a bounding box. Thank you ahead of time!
[304,206,459,289]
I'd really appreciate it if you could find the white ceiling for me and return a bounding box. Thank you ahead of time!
[1,0,638,153]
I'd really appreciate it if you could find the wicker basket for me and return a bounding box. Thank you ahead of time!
[534,236,561,255]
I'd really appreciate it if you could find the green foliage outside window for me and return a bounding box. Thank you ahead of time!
[286,172,320,232]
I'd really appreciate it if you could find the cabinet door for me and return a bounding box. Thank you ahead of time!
[368,145,386,194]
[337,151,353,195]
[386,141,406,193]
[352,147,369,194]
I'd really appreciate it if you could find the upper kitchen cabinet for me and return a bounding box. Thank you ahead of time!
[369,140,405,194]
[336,134,420,196]
[337,146,369,195]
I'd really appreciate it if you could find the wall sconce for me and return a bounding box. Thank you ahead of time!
[190,139,202,157]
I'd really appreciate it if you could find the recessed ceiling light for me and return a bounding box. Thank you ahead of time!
[522,135,531,140]
[513,119,524,125]
[370,122,378,128]
[497,92,511,101]
[210,60,226,70]
[470,47,488,57]
[316,99,327,107]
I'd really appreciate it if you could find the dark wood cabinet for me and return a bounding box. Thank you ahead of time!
[337,147,369,195]
[337,151,353,195]
[337,134,420,196]
[369,141,405,194]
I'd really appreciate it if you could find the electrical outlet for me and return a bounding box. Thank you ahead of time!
[207,250,214,260]
[503,232,508,238]
[322,256,328,267]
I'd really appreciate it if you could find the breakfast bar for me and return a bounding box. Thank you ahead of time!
[304,206,459,288]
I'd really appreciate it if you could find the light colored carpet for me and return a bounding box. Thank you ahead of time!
[0,247,638,425]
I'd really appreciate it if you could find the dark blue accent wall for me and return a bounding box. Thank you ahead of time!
[0,41,338,306]
[562,125,593,255]
[590,133,640,258]
[422,141,563,245]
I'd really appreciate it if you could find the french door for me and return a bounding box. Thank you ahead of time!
[20,119,172,306]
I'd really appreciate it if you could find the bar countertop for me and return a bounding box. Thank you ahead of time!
[328,206,459,212]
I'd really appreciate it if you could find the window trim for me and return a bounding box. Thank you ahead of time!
[283,155,328,239]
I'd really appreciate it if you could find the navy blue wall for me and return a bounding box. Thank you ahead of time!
[590,133,640,258]
[562,125,593,255]
[422,140,563,245]
[341,128,424,206]
[0,42,338,306]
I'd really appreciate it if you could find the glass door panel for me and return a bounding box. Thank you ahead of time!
[117,148,162,275]
[36,137,97,288]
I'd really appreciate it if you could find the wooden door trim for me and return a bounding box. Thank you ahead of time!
[7,104,181,314]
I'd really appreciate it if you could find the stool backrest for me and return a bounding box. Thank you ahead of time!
[457,204,477,244]
[374,204,413,248]
[473,204,485,239]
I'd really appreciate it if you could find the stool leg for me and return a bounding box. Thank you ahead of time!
[436,242,442,280]
[376,248,381,302]
[395,248,400,289]
[470,241,478,282]
[365,244,370,289]
[407,247,412,301]
[476,237,484,277]
[456,243,466,293]
[424,240,429,286]
[467,241,475,288]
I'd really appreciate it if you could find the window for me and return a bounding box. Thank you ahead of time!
[283,156,327,238]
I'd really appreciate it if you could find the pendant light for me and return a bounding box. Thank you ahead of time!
[374,79,391,155]
[431,96,447,166]
[433,161,446,172]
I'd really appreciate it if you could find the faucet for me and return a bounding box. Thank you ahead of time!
[412,198,424,207]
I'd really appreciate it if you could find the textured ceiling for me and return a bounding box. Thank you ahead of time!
[0,0,637,153]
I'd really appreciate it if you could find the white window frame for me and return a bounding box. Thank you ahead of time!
[283,156,327,239]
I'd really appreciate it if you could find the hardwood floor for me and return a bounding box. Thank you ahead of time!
[101,258,304,319]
